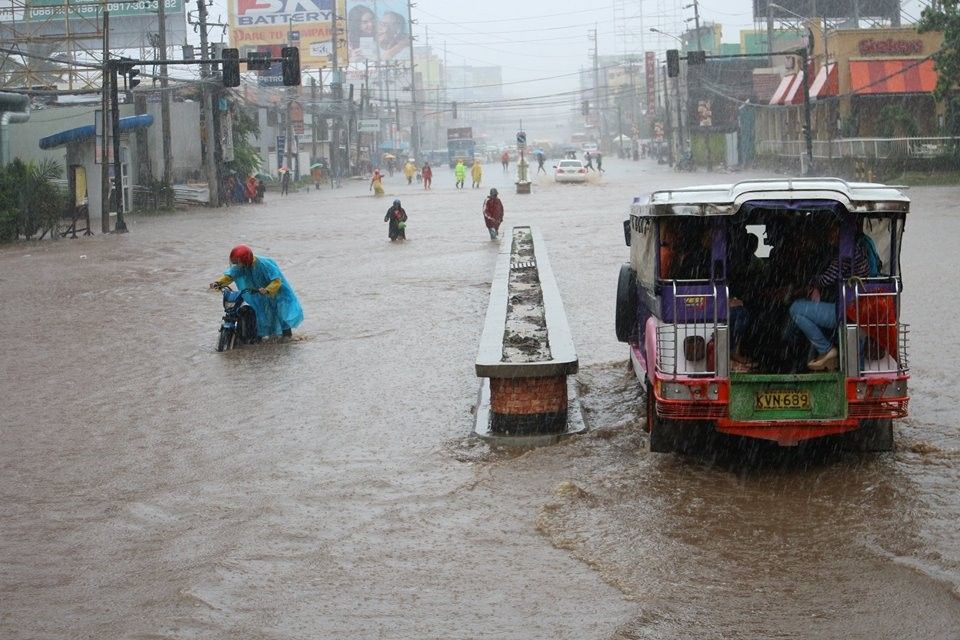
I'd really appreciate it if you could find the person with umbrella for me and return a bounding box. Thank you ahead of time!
[534,149,546,174]
[310,160,326,189]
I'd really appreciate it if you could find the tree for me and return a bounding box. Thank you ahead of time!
[917,0,960,101]
[225,104,262,178]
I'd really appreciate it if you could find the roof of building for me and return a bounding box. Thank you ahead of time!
[38,114,154,150]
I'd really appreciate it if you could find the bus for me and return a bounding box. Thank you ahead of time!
[616,178,909,452]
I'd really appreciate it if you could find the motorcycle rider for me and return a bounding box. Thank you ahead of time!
[209,244,304,339]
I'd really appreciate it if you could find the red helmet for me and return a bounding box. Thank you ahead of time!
[229,244,254,266]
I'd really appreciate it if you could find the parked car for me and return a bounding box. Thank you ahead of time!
[554,159,588,183]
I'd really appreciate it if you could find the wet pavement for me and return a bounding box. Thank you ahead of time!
[1,158,958,639]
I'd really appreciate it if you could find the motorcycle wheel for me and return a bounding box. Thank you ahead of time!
[217,329,236,352]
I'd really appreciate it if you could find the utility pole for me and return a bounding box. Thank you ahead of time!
[406,0,419,162]
[100,6,110,232]
[800,46,814,174]
[690,0,703,51]
[157,0,173,186]
[591,27,601,146]
[196,0,219,207]
[311,75,318,163]
[330,0,341,182]
[661,61,674,166]
[109,60,127,232]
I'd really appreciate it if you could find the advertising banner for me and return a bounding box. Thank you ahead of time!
[644,51,656,117]
[7,0,187,50]
[228,0,347,68]
[345,0,410,63]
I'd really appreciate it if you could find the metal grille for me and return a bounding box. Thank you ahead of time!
[843,277,909,376]
[656,281,724,378]
[511,261,537,270]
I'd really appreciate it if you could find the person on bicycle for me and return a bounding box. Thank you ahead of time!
[209,244,304,339]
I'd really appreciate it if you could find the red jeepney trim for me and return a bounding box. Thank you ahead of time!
[846,374,910,419]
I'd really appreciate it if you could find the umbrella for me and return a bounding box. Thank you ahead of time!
[310,162,325,169]
[255,172,274,181]
[383,153,396,160]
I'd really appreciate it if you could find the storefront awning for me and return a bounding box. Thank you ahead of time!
[810,63,838,100]
[850,58,937,95]
[38,114,154,150]
[782,71,806,105]
[768,74,794,106]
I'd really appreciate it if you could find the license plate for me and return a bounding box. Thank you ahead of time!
[755,390,811,410]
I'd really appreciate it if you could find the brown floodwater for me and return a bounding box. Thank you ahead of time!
[1,161,957,639]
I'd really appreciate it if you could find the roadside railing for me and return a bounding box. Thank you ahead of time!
[757,136,960,160]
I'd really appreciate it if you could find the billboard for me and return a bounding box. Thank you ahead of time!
[345,0,410,63]
[3,0,187,50]
[752,0,899,20]
[228,0,347,68]
[645,51,656,118]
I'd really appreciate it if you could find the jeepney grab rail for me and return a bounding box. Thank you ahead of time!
[843,276,909,376]
[656,280,724,378]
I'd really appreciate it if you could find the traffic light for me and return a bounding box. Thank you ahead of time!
[666,49,680,78]
[116,57,140,90]
[222,47,240,87]
[451,101,457,119]
[281,46,301,86]
[581,99,589,115]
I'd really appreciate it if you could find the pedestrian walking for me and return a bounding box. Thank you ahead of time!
[280,168,291,195]
[482,188,504,241]
[471,159,483,189]
[535,150,546,174]
[404,159,416,185]
[595,151,604,173]
[370,169,385,196]
[384,199,408,242]
[584,152,595,172]
[454,159,466,190]
[501,150,510,173]
[421,162,433,190]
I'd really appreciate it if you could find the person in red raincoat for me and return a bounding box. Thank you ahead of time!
[421,162,433,190]
[482,188,504,240]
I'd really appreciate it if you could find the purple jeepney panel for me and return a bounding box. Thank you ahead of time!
[659,283,728,323]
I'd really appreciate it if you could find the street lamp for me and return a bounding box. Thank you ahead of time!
[649,27,682,45]
[769,2,828,64]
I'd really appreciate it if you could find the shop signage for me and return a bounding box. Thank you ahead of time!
[858,39,923,56]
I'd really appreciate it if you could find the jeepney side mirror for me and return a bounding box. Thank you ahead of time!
[623,219,631,246]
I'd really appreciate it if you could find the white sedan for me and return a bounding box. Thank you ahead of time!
[554,159,589,183]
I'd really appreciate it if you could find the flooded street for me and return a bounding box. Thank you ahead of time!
[2,159,959,638]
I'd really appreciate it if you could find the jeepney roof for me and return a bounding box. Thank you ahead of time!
[631,177,909,216]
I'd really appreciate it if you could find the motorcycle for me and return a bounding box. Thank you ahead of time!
[212,284,260,352]
[675,151,695,172]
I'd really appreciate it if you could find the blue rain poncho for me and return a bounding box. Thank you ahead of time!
[225,256,304,337]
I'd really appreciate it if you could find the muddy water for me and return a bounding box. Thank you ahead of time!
[1,161,957,639]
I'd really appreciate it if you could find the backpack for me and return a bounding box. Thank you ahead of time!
[859,234,882,277]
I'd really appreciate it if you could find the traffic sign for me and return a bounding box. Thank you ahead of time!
[516,131,526,147]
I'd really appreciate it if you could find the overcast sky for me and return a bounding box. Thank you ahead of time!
[411,0,927,94]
